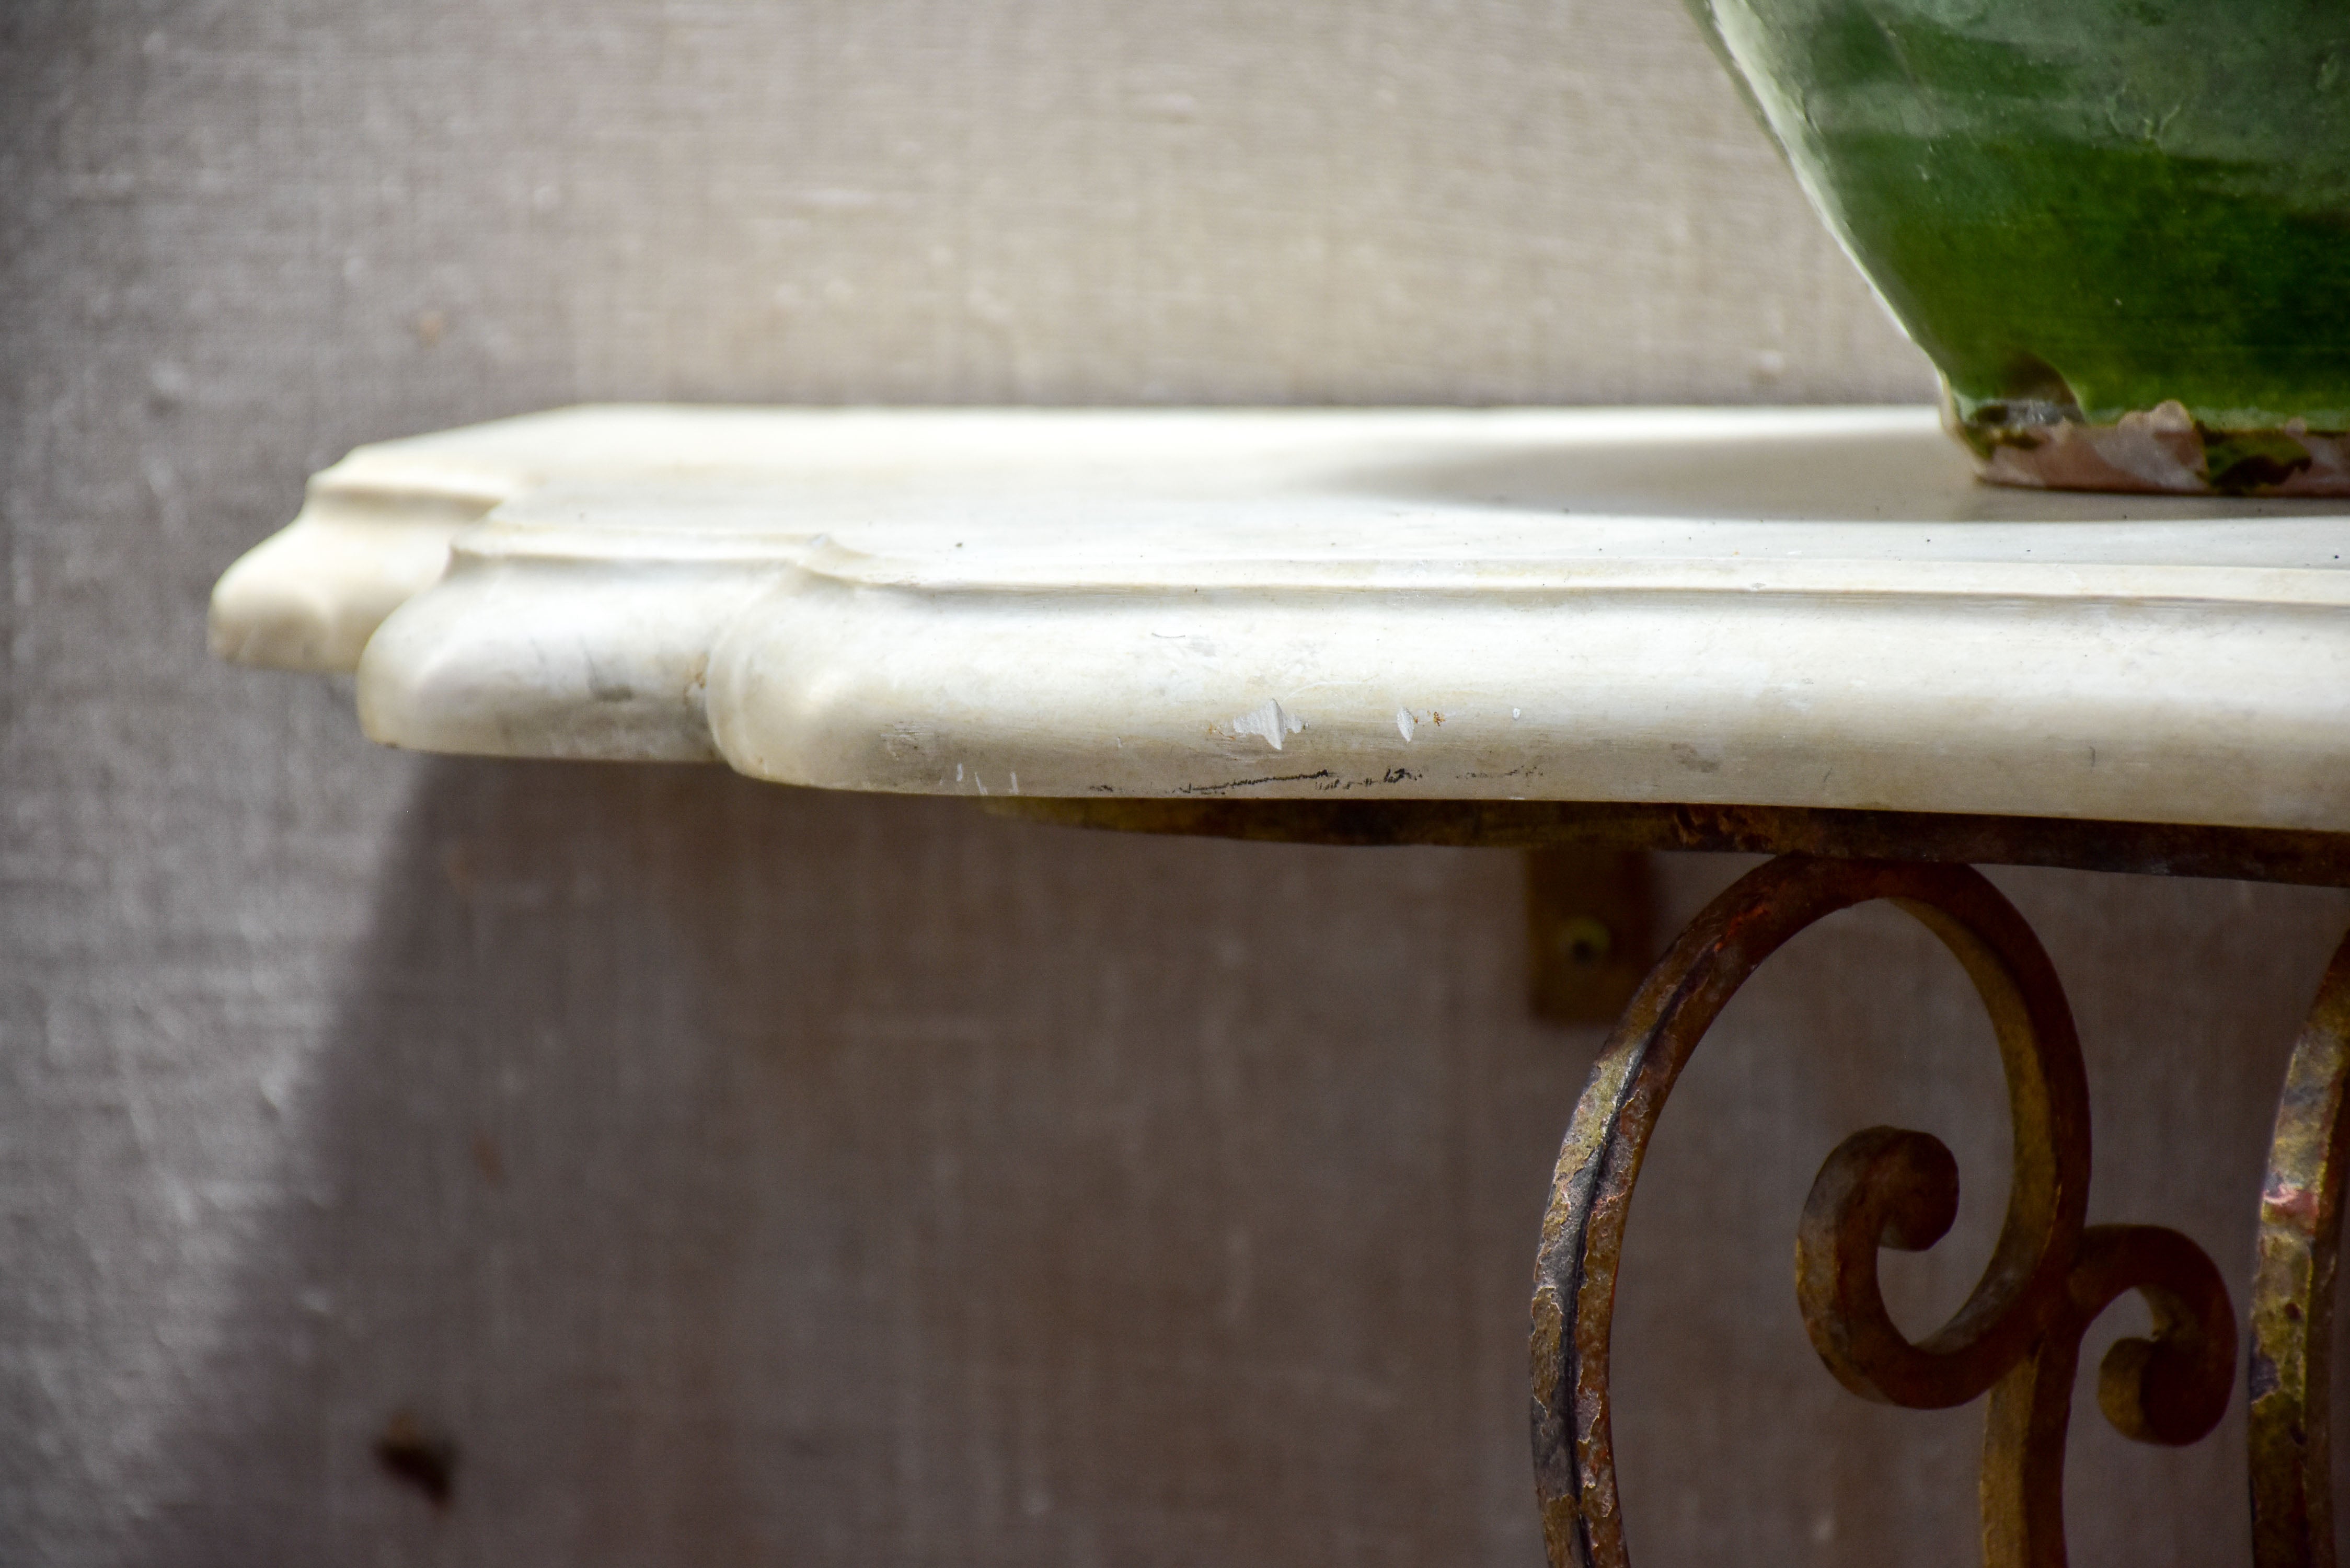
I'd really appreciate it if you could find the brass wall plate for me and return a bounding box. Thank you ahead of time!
[1524,848,1654,1026]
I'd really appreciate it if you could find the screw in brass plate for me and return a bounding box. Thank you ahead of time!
[1524,848,1654,1025]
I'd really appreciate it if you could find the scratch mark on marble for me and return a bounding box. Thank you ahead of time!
[1178,768,1335,796]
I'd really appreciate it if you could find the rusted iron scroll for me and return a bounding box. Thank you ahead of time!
[1529,855,2233,1568]
[2253,931,2350,1568]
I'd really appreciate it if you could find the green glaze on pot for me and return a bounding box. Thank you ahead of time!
[1684,0,2350,493]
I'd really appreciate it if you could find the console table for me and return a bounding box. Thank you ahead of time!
[212,405,2350,1567]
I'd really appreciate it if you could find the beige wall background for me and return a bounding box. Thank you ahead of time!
[3,2,2341,1564]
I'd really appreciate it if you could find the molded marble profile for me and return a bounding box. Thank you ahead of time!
[211,406,2350,831]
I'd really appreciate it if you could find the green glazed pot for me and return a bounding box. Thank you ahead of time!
[1684,0,2350,494]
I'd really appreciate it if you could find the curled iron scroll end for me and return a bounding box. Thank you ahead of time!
[1797,1126,1965,1405]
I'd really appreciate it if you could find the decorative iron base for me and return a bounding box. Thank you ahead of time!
[1530,854,2344,1568]
[1000,799,2350,1564]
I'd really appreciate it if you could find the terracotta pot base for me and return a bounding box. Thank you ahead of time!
[1956,398,2350,498]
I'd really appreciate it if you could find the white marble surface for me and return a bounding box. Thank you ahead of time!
[211,405,2350,830]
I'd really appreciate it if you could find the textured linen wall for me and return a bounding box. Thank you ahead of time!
[3,3,2340,1565]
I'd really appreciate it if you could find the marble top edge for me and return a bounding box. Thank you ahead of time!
[214,405,2350,833]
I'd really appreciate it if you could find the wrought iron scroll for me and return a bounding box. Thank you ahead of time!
[2253,929,2350,1568]
[1528,855,2234,1568]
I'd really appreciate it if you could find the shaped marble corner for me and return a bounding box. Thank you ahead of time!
[353,480,816,763]
[208,433,513,674]
[206,403,859,675]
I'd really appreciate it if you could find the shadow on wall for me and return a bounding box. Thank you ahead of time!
[126,759,1586,1567]
[124,757,2350,1567]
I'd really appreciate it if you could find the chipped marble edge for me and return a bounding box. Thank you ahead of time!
[339,540,2350,833]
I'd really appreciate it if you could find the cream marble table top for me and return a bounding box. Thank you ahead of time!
[210,406,2350,833]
